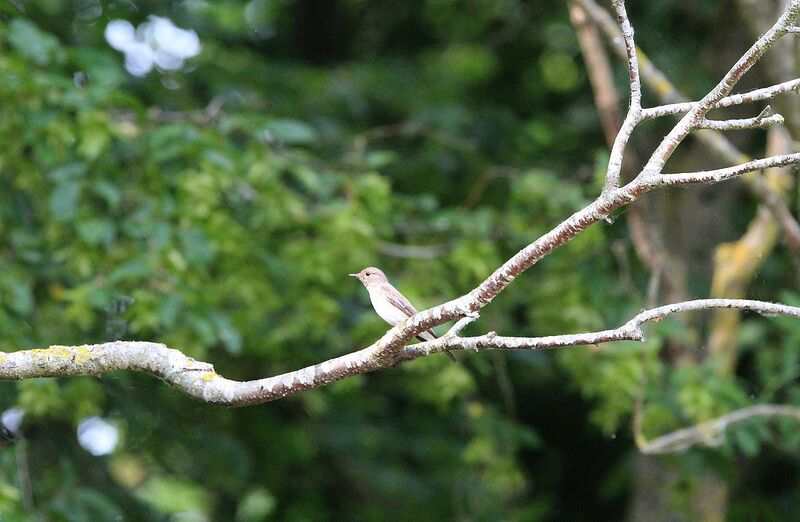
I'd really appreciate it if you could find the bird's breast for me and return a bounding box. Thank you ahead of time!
[367,288,408,326]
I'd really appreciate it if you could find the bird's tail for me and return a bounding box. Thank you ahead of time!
[417,330,458,363]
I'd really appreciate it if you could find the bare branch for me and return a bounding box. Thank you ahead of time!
[571,1,689,309]
[445,312,480,337]
[2,300,799,405]
[579,0,800,261]
[649,153,800,187]
[639,1,800,178]
[603,0,642,194]
[569,2,622,145]
[577,0,683,104]
[639,404,800,454]
[378,299,800,359]
[641,79,800,119]
[3,0,800,411]
[698,106,785,130]
[0,341,387,406]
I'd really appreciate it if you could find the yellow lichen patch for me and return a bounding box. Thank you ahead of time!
[29,345,94,365]
[72,346,92,365]
[29,348,51,359]
[201,372,217,381]
[0,353,6,363]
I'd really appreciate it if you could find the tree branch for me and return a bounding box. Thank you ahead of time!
[579,0,800,259]
[403,299,800,358]
[638,404,800,454]
[3,300,799,406]
[649,153,800,187]
[603,0,642,194]
[641,79,800,119]
[569,2,622,145]
[570,1,690,310]
[3,1,800,411]
[638,0,800,179]
[697,106,785,130]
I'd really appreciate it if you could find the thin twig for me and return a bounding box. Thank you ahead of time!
[445,312,480,337]
[641,79,800,119]
[2,0,800,410]
[571,1,687,309]
[638,1,800,178]
[650,153,800,187]
[639,404,800,454]
[569,2,622,145]
[402,299,800,358]
[579,0,800,261]
[603,0,642,194]
[698,107,784,130]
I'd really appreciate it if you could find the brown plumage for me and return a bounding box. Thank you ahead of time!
[350,267,457,363]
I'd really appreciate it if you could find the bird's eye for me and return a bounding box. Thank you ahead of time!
[365,271,371,276]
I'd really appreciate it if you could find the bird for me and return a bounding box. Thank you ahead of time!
[350,266,457,363]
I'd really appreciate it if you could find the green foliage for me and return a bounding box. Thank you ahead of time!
[0,0,798,520]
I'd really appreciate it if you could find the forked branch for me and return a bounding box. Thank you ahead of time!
[2,300,799,406]
[3,1,800,409]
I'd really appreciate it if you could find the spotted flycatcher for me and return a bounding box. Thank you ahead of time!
[350,267,457,362]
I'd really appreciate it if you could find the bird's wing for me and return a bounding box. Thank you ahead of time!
[383,284,418,317]
[384,284,437,340]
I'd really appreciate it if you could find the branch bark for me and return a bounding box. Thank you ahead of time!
[2,300,799,406]
[603,0,642,194]
[3,0,800,410]
[579,0,800,259]
[641,79,800,119]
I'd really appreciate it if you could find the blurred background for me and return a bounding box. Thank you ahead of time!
[2,0,800,520]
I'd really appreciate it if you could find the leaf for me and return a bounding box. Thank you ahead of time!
[8,19,62,66]
[136,476,211,514]
[149,124,200,163]
[76,219,115,246]
[108,259,152,284]
[79,127,110,160]
[211,312,243,355]
[48,162,87,182]
[262,119,317,145]
[71,48,126,89]
[236,488,276,521]
[6,279,33,315]
[733,427,760,457]
[18,379,65,418]
[179,228,214,267]
[49,181,82,220]
[51,489,123,522]
[92,180,121,209]
[364,150,399,169]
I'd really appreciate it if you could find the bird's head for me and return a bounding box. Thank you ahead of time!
[349,266,388,286]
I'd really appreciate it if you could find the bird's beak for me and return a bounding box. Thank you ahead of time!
[348,273,359,278]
